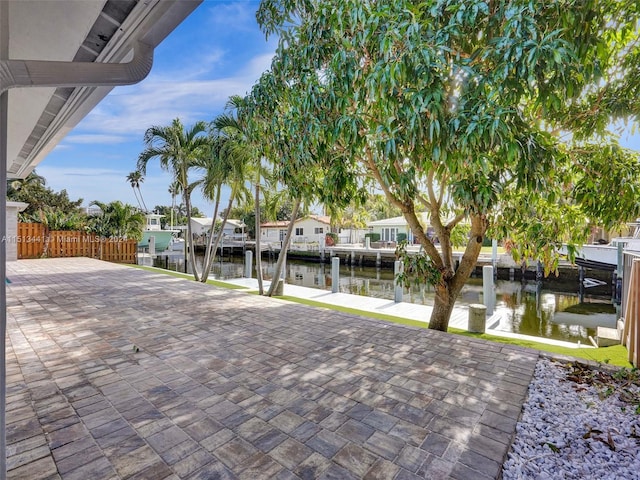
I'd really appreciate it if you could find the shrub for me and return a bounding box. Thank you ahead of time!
[325,232,338,246]
[365,232,380,242]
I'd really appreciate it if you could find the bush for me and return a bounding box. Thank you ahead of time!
[365,232,380,242]
[325,232,338,246]
[397,233,407,243]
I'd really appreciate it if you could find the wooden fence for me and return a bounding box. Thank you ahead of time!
[17,223,137,264]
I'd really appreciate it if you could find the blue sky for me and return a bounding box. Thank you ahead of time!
[37,0,640,216]
[38,0,274,215]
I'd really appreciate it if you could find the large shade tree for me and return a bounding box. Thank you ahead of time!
[256,0,640,331]
[250,70,360,296]
[8,170,83,219]
[138,119,210,281]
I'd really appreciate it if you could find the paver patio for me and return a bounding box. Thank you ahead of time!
[5,258,538,479]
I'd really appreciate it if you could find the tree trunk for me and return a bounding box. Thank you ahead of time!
[254,181,264,295]
[184,189,200,282]
[200,186,222,282]
[428,281,458,331]
[427,213,487,331]
[266,198,301,296]
[138,187,148,212]
[202,191,235,283]
[131,186,142,211]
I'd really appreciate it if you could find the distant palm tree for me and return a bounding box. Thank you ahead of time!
[137,118,210,281]
[168,180,182,230]
[126,171,148,212]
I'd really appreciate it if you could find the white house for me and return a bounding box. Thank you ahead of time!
[261,220,291,243]
[190,217,213,236]
[189,217,246,240]
[261,215,332,244]
[367,212,432,243]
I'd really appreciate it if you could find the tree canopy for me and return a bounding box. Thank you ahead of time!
[8,170,83,219]
[255,0,640,330]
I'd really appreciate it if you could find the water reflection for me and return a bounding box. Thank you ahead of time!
[152,254,616,344]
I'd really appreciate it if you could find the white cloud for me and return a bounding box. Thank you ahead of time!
[63,134,128,145]
[68,50,274,141]
[206,2,257,31]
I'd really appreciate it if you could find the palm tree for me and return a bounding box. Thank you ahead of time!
[168,180,181,230]
[8,170,46,193]
[126,170,148,212]
[89,200,145,240]
[213,96,267,293]
[198,129,251,282]
[137,118,210,281]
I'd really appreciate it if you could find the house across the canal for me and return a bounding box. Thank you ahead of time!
[367,212,433,244]
[261,215,331,243]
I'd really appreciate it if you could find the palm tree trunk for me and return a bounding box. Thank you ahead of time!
[254,181,264,295]
[202,193,235,282]
[138,187,148,212]
[201,186,222,282]
[266,198,301,296]
[131,186,142,211]
[184,189,200,281]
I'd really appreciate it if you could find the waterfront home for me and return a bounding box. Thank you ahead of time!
[190,217,247,241]
[367,212,432,244]
[261,215,332,244]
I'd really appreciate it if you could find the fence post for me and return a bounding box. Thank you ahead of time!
[331,256,340,293]
[394,260,404,303]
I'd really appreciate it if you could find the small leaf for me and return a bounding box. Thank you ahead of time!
[545,442,560,453]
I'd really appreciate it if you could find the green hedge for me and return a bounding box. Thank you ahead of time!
[365,232,380,242]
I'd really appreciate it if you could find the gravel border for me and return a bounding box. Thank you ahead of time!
[502,357,640,480]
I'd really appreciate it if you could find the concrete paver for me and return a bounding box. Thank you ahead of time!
[5,258,538,479]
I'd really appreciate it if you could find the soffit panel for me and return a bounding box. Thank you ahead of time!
[8,0,107,61]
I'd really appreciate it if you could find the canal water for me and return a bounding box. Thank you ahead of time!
[152,254,617,344]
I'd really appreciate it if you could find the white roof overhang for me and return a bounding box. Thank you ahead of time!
[1,0,202,179]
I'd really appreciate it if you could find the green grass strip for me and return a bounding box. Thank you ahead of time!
[127,264,632,368]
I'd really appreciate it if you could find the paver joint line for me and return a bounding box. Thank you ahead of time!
[5,258,536,479]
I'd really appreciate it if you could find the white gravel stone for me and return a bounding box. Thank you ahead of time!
[502,357,640,480]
